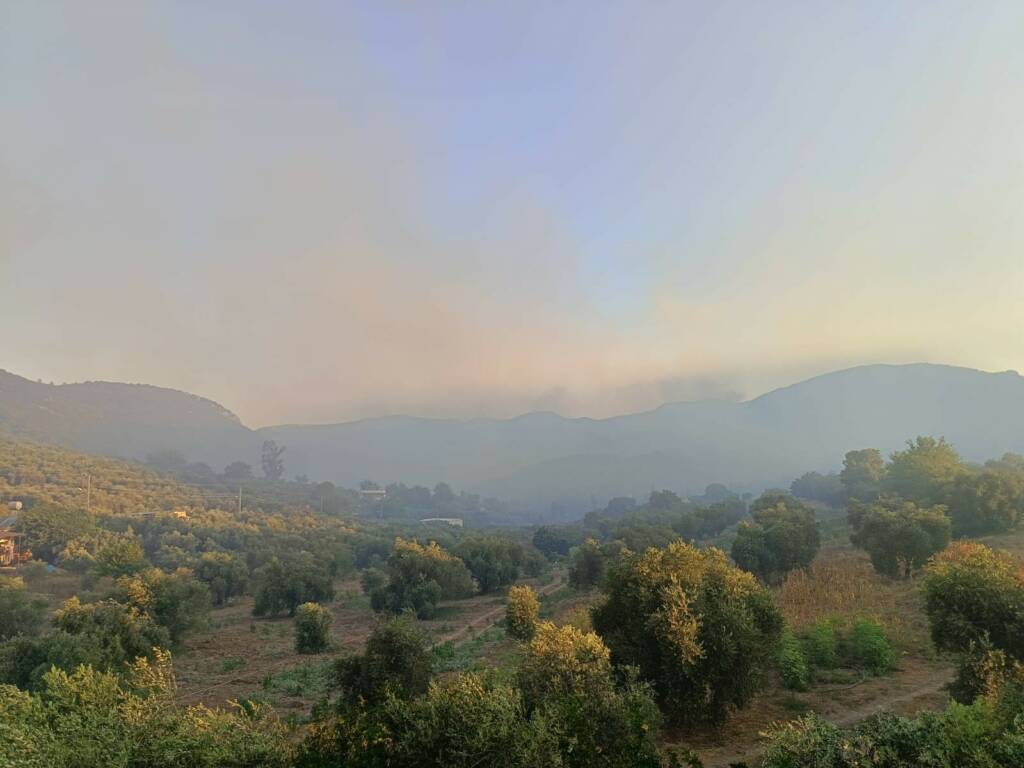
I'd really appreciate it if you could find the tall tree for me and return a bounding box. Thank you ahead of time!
[884,436,965,505]
[840,449,887,502]
[261,440,286,481]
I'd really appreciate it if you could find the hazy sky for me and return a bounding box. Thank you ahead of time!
[3,2,1023,426]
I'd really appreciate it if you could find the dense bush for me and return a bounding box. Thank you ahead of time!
[778,629,810,691]
[760,677,1024,768]
[0,577,47,641]
[301,620,669,768]
[731,493,820,582]
[849,618,895,675]
[194,551,248,606]
[454,536,525,593]
[777,618,893,690]
[922,542,1024,661]
[294,602,333,654]
[113,567,212,646]
[332,618,433,708]
[0,597,170,690]
[0,650,292,767]
[802,619,839,670]
[591,540,782,726]
[849,498,951,578]
[505,585,540,641]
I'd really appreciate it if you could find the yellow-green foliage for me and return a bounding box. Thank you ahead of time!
[923,542,1024,663]
[0,650,292,767]
[592,540,783,725]
[505,585,540,641]
[294,602,333,654]
[0,437,202,514]
[518,621,614,709]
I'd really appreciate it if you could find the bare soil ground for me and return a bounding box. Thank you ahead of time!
[687,657,954,767]
[173,570,564,713]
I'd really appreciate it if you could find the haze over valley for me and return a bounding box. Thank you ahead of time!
[3,362,1022,517]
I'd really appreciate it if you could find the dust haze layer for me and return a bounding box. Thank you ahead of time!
[2,363,1022,519]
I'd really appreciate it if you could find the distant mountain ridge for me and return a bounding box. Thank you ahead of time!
[2,364,1023,517]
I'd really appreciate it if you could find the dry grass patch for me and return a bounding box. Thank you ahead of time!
[778,550,930,652]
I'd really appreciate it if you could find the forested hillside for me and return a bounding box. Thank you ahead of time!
[5,364,1024,518]
[0,437,203,514]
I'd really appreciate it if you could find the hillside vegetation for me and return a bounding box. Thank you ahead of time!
[0,437,202,514]
[5,364,1024,518]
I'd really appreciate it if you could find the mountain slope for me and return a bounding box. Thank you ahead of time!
[0,369,253,465]
[3,364,1023,516]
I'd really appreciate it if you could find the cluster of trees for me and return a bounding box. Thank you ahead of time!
[834,439,1024,578]
[848,498,951,579]
[361,533,547,618]
[731,493,820,583]
[842,439,1024,535]
[574,488,747,554]
[453,535,541,592]
[0,650,293,767]
[366,538,476,618]
[789,471,845,506]
[300,617,679,768]
[251,555,335,617]
[0,437,202,514]
[0,565,212,690]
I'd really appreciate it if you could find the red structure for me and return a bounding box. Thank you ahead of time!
[0,515,28,568]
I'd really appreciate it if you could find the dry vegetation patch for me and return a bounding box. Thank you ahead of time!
[778,549,931,652]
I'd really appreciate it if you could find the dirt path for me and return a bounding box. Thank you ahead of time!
[431,569,566,647]
[695,661,953,768]
[176,571,565,709]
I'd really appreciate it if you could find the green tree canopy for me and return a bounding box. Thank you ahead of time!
[849,498,952,578]
[840,448,886,502]
[591,540,782,726]
[884,436,966,505]
[731,493,820,582]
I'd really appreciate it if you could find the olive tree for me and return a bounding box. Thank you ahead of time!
[294,602,333,654]
[591,540,783,726]
[849,498,951,578]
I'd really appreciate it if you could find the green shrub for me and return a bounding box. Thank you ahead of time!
[802,618,839,670]
[505,585,540,641]
[0,577,47,641]
[294,602,333,654]
[760,714,847,768]
[778,629,810,691]
[332,618,432,708]
[850,618,895,675]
